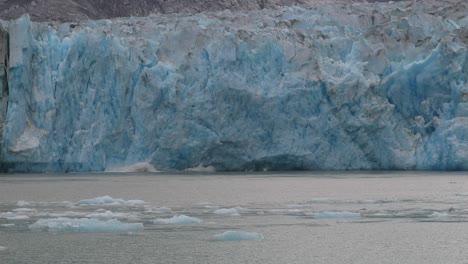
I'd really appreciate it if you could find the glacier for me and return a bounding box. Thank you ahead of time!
[0,0,466,172]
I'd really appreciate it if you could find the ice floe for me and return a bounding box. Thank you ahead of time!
[309,198,336,203]
[212,231,263,241]
[144,207,172,213]
[212,208,240,216]
[0,212,31,220]
[78,196,145,206]
[0,246,7,251]
[28,218,144,232]
[12,208,36,212]
[313,211,361,219]
[429,212,450,218]
[85,211,133,219]
[16,201,32,207]
[153,215,202,224]
[268,209,304,215]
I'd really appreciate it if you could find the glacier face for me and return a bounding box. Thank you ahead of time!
[0,0,467,172]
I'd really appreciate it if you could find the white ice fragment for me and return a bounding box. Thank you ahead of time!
[153,215,202,224]
[145,207,172,213]
[9,120,48,152]
[269,209,303,215]
[314,211,360,219]
[185,165,216,172]
[429,212,449,218]
[35,211,87,218]
[16,201,31,206]
[85,210,131,219]
[455,193,468,197]
[12,208,35,212]
[309,198,335,203]
[28,218,144,232]
[0,246,7,251]
[78,196,145,206]
[106,162,159,173]
[213,208,240,216]
[212,231,263,241]
[1,224,15,227]
[6,215,30,220]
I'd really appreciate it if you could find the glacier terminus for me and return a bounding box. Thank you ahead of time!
[0,0,466,172]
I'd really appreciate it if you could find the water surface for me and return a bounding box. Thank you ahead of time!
[1,172,467,263]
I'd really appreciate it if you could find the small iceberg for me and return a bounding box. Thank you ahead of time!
[153,215,202,224]
[17,200,32,206]
[7,215,30,220]
[429,212,450,218]
[12,208,35,212]
[85,211,131,219]
[213,231,263,241]
[309,198,336,203]
[145,207,172,214]
[314,211,361,219]
[78,196,145,206]
[213,208,240,216]
[28,218,144,232]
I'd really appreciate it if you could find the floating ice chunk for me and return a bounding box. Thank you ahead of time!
[85,210,131,219]
[106,162,159,173]
[17,200,31,206]
[145,207,172,214]
[429,212,449,218]
[153,215,202,224]
[1,224,15,227]
[185,165,216,172]
[0,246,7,251]
[212,231,263,241]
[35,211,87,218]
[12,208,35,212]
[28,218,144,232]
[6,215,30,220]
[309,198,335,203]
[314,211,361,219]
[269,209,304,215]
[357,200,391,204]
[455,193,468,197]
[78,196,145,206]
[213,208,240,216]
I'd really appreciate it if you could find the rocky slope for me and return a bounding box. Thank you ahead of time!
[0,0,401,22]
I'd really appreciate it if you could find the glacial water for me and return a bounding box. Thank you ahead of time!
[1,172,468,263]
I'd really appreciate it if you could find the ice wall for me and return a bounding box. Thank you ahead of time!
[0,0,467,172]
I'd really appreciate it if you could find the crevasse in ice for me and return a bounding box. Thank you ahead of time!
[0,0,466,172]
